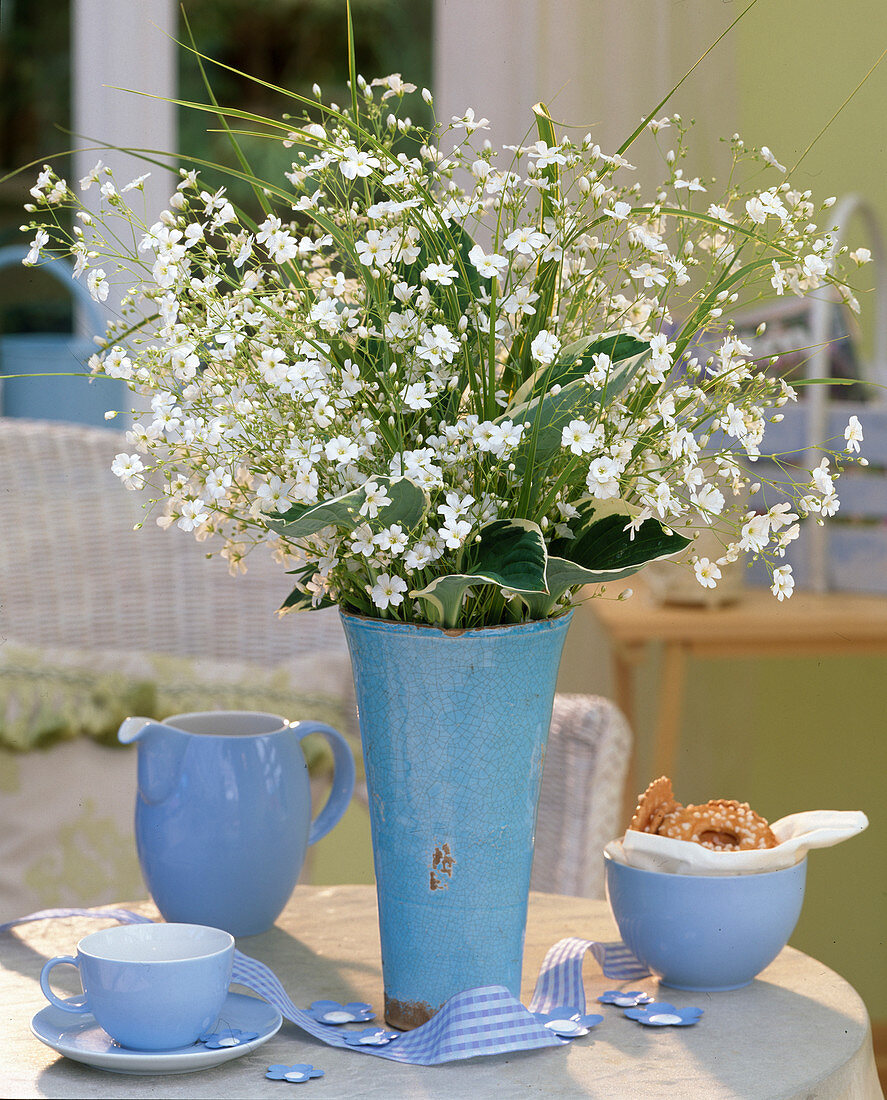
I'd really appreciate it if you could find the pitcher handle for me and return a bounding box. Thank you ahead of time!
[294,722,356,845]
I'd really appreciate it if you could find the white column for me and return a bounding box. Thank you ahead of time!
[71,0,178,418]
[433,0,738,184]
[72,0,178,208]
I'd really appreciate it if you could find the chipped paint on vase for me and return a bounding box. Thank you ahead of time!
[341,611,572,1030]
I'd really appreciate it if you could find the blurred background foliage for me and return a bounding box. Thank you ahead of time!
[0,0,432,325]
[0,0,72,189]
[0,0,74,333]
[177,0,432,212]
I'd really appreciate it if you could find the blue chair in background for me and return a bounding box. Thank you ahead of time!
[0,245,123,429]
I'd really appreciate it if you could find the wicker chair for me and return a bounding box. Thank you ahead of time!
[0,418,347,664]
[532,693,633,899]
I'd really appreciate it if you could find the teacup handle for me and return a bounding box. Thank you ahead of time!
[40,956,90,1014]
[294,722,356,845]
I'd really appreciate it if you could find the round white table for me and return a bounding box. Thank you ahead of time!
[0,886,881,1098]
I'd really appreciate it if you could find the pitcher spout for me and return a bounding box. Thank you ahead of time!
[118,716,188,805]
[118,716,165,745]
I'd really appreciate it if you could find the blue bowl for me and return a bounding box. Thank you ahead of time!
[605,853,807,991]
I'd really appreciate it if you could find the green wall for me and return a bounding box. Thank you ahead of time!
[735,0,887,351]
[731,0,887,1018]
[309,797,374,887]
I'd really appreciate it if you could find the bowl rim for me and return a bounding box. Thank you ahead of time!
[603,849,807,883]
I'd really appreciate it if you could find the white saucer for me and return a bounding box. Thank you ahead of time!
[30,991,282,1075]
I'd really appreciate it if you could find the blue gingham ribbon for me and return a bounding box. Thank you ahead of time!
[1,907,649,1066]
[527,935,650,1015]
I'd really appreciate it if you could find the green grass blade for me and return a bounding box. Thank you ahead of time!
[346,0,361,122]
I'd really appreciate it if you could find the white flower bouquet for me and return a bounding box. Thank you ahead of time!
[21,18,868,628]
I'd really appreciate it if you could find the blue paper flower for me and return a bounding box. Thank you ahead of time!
[306,999,375,1025]
[623,1001,703,1027]
[200,1026,261,1048]
[341,1026,400,1046]
[532,1007,604,1038]
[597,989,654,1008]
[266,1063,325,1083]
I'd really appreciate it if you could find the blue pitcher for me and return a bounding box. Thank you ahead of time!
[119,710,355,936]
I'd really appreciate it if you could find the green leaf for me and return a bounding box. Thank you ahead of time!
[269,476,429,540]
[533,102,559,222]
[406,219,481,317]
[522,511,690,617]
[557,332,649,388]
[559,510,689,576]
[510,331,649,407]
[792,377,858,387]
[410,518,548,627]
[504,339,646,476]
[449,221,483,308]
[345,0,360,122]
[520,556,639,618]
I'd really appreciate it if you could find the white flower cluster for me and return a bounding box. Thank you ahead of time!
[22,84,867,623]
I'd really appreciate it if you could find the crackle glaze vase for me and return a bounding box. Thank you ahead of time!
[340,610,572,1029]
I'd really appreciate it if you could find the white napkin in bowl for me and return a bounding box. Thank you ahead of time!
[604,810,869,875]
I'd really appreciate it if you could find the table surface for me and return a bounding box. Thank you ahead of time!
[1,885,881,1100]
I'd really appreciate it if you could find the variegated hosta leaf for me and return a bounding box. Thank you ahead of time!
[510,331,649,409]
[521,512,690,618]
[557,511,690,573]
[504,343,650,475]
[410,518,548,627]
[269,476,429,540]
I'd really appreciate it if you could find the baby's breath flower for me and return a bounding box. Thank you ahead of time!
[693,557,721,589]
[844,415,864,454]
[18,69,864,624]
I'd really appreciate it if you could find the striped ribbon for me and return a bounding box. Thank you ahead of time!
[2,907,649,1067]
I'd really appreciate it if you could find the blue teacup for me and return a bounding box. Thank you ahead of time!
[40,923,234,1050]
[605,853,807,991]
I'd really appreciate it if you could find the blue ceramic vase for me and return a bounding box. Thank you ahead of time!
[341,610,572,1029]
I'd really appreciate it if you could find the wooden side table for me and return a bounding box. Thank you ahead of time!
[591,585,887,807]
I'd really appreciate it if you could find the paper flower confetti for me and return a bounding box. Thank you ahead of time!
[266,1063,325,1083]
[532,1007,604,1039]
[341,1026,401,1046]
[623,1002,703,1027]
[597,990,654,1008]
[306,999,375,1024]
[200,1027,260,1048]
